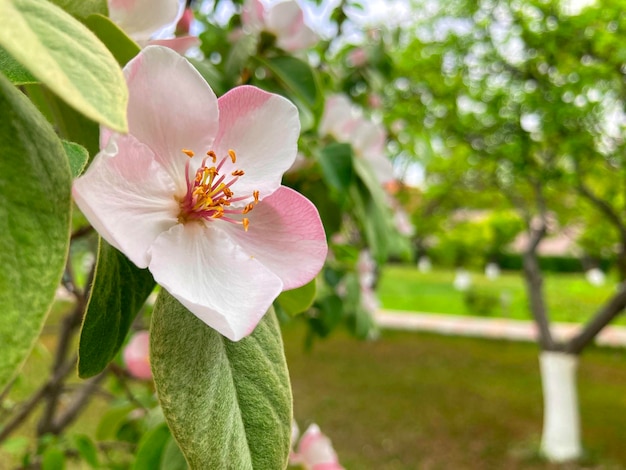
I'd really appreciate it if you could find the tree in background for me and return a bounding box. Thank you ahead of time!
[388,0,626,461]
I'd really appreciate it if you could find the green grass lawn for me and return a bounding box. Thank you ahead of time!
[5,300,626,469]
[377,265,625,325]
[284,323,626,469]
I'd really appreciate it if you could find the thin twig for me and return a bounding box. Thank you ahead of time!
[50,372,108,434]
[0,357,76,443]
[108,364,149,412]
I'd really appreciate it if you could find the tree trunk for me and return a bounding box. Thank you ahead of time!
[539,351,582,462]
[522,249,555,351]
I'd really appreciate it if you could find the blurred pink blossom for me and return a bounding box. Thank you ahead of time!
[368,93,383,109]
[290,423,344,470]
[242,0,319,52]
[176,7,194,35]
[320,94,394,184]
[123,331,152,380]
[357,250,376,289]
[108,0,199,53]
[347,47,368,67]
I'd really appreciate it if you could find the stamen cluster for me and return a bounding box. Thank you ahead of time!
[178,149,259,230]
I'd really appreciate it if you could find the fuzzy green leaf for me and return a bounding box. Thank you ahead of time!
[0,46,36,84]
[49,0,107,18]
[78,240,155,378]
[0,73,71,391]
[0,0,128,132]
[151,292,292,470]
[62,140,89,177]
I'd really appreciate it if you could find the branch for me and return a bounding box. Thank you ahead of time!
[108,363,149,412]
[37,260,96,436]
[522,179,556,350]
[0,357,76,443]
[566,284,626,354]
[577,181,626,240]
[49,372,108,434]
[37,305,84,435]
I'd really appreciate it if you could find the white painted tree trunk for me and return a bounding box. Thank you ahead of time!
[539,351,582,462]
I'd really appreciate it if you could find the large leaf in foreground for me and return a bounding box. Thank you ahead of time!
[0,0,127,132]
[49,0,107,18]
[78,240,155,378]
[0,73,71,390]
[151,292,292,469]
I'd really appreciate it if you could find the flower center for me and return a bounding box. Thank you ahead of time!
[177,149,259,231]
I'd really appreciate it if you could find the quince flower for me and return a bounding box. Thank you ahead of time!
[290,423,344,470]
[320,94,394,184]
[123,331,152,380]
[242,0,319,52]
[108,0,199,54]
[73,46,327,341]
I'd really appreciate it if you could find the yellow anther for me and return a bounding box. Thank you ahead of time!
[243,218,250,231]
[232,169,245,177]
[207,150,217,163]
[210,207,224,218]
[216,198,231,206]
[242,203,254,214]
[223,187,233,198]
[228,149,237,163]
[182,149,195,157]
[253,190,259,203]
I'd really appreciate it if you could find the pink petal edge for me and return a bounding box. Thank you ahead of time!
[222,186,327,291]
[213,85,301,199]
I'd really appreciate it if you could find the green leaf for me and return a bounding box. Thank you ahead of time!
[49,0,107,18]
[83,14,140,67]
[25,85,100,159]
[160,437,188,470]
[133,423,171,470]
[150,292,292,470]
[41,447,65,470]
[225,34,256,82]
[62,140,88,177]
[78,240,155,378]
[0,46,36,84]
[0,73,71,391]
[188,58,227,97]
[0,0,128,132]
[275,279,317,316]
[318,142,354,197]
[95,404,135,440]
[73,434,99,468]
[351,159,395,264]
[261,55,321,110]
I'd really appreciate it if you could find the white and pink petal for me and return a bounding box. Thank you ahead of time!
[109,0,184,42]
[267,1,318,51]
[222,186,327,291]
[147,36,201,54]
[212,86,300,199]
[241,0,265,33]
[72,133,179,268]
[148,222,284,341]
[123,46,220,190]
